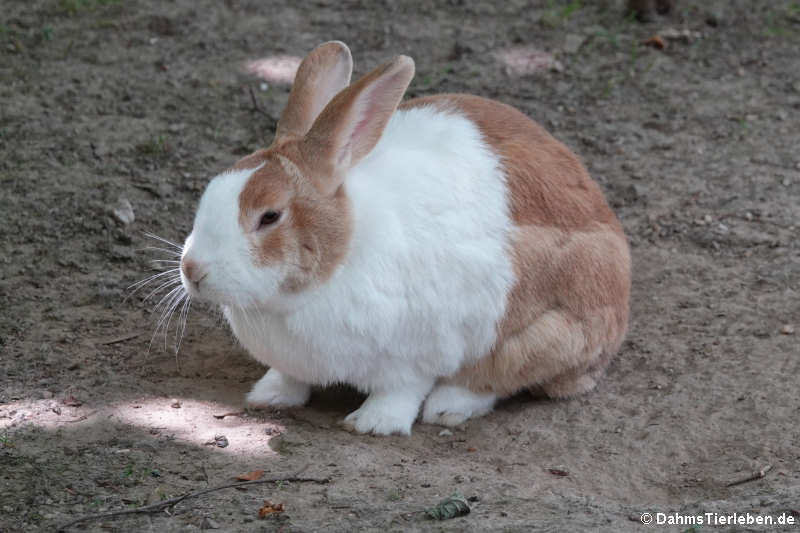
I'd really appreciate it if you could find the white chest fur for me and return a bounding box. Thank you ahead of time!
[225,107,515,393]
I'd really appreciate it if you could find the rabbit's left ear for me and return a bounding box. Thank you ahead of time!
[301,55,415,193]
[275,41,353,140]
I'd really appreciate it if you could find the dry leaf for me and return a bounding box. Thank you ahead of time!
[258,500,284,518]
[236,470,264,481]
[642,36,666,49]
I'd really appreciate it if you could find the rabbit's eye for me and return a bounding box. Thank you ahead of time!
[258,210,281,229]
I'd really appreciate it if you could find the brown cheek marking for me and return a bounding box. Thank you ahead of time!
[283,190,352,292]
[402,95,630,396]
[233,139,353,294]
[255,225,286,266]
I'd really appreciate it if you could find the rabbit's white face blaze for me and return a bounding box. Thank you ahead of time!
[180,163,283,308]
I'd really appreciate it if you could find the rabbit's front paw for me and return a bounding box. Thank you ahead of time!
[246,369,311,408]
[340,389,427,436]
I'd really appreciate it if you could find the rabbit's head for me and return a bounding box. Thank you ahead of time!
[180,42,414,309]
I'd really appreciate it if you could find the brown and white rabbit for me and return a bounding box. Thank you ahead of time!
[179,41,630,435]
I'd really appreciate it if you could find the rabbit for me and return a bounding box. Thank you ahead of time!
[179,41,630,435]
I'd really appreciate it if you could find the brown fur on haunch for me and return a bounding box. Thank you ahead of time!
[402,95,631,398]
[235,44,414,295]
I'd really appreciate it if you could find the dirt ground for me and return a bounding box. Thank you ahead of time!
[1,0,799,531]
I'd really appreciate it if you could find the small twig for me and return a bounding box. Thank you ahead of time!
[95,332,143,345]
[57,465,327,531]
[248,86,268,116]
[212,411,246,419]
[726,464,773,487]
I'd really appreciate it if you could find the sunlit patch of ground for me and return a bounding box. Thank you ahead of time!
[0,396,284,458]
[244,55,303,84]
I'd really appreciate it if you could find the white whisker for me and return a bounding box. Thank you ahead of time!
[156,287,184,317]
[163,293,186,351]
[176,297,191,356]
[128,268,179,292]
[149,286,185,353]
[153,285,185,324]
[142,275,182,304]
[133,231,194,361]
[139,246,182,257]
[143,232,183,250]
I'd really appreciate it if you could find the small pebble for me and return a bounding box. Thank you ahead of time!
[171,399,182,408]
[438,429,453,437]
[563,34,586,54]
[111,198,135,226]
[781,325,795,335]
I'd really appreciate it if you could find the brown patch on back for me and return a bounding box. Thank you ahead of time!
[401,95,630,396]
[401,94,619,231]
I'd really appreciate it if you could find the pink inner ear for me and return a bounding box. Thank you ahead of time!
[345,84,385,159]
[351,112,374,147]
[336,140,353,167]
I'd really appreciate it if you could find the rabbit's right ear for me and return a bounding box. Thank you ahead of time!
[300,55,415,195]
[275,41,353,140]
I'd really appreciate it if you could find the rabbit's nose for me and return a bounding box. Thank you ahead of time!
[181,258,207,284]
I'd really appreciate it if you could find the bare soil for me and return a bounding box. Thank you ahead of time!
[1,1,799,531]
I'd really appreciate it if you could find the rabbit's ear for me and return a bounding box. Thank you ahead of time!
[301,55,414,191]
[275,41,353,140]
